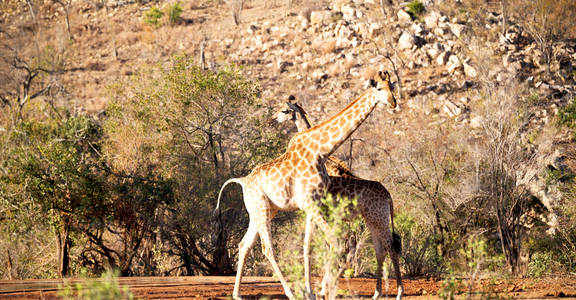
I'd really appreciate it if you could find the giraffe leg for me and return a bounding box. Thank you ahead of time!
[304,204,332,300]
[257,214,295,299]
[303,213,317,300]
[390,238,403,300]
[233,222,259,300]
[371,234,385,300]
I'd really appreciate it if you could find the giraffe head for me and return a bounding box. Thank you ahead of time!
[270,95,308,126]
[369,71,397,109]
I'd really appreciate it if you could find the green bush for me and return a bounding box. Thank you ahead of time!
[394,212,444,277]
[105,55,288,276]
[557,97,576,128]
[406,0,425,19]
[528,252,554,277]
[166,2,183,25]
[58,269,134,300]
[144,6,164,26]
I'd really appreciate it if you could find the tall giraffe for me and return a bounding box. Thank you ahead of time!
[271,99,403,300]
[215,71,397,299]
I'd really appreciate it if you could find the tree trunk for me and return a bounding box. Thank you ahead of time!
[57,219,71,277]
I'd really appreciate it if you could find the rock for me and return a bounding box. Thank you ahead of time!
[449,23,467,38]
[310,10,333,25]
[436,51,449,65]
[427,43,444,59]
[443,100,462,117]
[433,27,448,37]
[424,11,441,28]
[411,23,425,35]
[463,61,477,78]
[341,4,357,21]
[398,32,417,50]
[397,9,412,23]
[447,55,462,73]
[247,24,259,34]
[486,12,500,24]
[470,115,484,129]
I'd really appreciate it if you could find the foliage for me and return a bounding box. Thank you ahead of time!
[528,252,553,277]
[143,6,164,26]
[166,2,183,25]
[313,193,362,300]
[439,274,462,300]
[406,0,425,19]
[58,269,134,300]
[557,98,576,128]
[1,115,107,277]
[104,55,287,276]
[394,212,444,277]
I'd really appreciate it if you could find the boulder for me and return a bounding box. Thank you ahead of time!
[424,11,441,28]
[398,32,417,50]
[310,10,333,25]
[427,43,444,59]
[443,100,462,117]
[449,23,467,38]
[463,61,477,78]
[397,9,412,24]
[436,51,449,65]
[447,54,462,73]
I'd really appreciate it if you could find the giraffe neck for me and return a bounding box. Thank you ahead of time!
[294,110,312,132]
[292,89,378,158]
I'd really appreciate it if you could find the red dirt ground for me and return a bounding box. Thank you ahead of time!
[1,276,576,299]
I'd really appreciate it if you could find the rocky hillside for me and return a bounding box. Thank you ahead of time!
[2,0,575,221]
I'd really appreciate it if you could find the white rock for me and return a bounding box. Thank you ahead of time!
[397,9,412,23]
[427,43,444,59]
[449,23,467,38]
[447,55,462,73]
[463,61,477,78]
[398,32,416,50]
[424,11,441,28]
[470,115,484,129]
[411,23,425,35]
[436,51,449,65]
[341,4,357,21]
[443,100,462,117]
[310,10,333,25]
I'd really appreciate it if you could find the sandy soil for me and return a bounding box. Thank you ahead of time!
[1,276,576,299]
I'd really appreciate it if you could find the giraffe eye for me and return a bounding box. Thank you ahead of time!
[282,109,291,114]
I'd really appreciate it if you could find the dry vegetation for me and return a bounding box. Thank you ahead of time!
[1,0,576,297]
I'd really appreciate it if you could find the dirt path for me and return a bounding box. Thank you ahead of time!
[1,276,576,299]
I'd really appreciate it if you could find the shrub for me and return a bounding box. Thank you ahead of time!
[313,193,362,300]
[406,0,425,19]
[104,55,288,276]
[557,97,576,128]
[166,2,183,25]
[58,269,134,300]
[528,252,554,277]
[144,6,164,26]
[394,213,444,277]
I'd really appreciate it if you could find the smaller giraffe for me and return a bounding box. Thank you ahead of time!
[271,99,403,300]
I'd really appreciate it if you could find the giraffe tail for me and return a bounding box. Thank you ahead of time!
[390,197,402,254]
[214,177,245,217]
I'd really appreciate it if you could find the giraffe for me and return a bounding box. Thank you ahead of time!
[271,99,403,300]
[215,71,397,299]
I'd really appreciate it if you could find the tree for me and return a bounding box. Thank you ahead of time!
[2,116,107,277]
[104,55,287,275]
